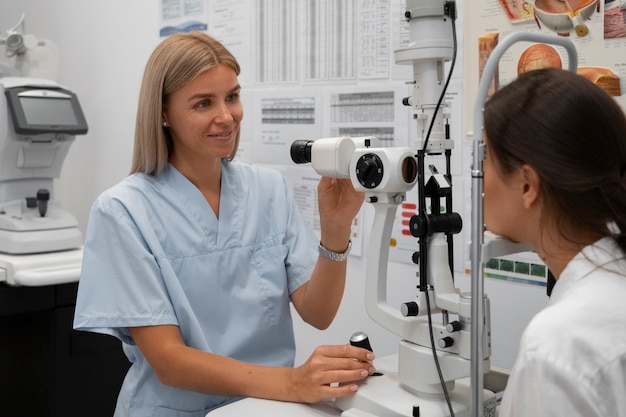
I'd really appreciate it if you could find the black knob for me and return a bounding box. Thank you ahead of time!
[438,337,454,349]
[410,212,463,238]
[355,153,384,189]
[401,301,419,317]
[411,251,420,265]
[37,188,50,217]
[37,189,50,201]
[350,331,373,352]
[410,214,428,238]
[446,321,463,333]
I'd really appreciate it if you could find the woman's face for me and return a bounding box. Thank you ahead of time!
[164,63,242,163]
[482,139,527,242]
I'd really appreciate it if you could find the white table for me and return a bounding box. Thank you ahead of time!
[208,397,341,417]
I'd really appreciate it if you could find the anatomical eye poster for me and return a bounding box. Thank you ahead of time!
[464,0,626,134]
[464,0,626,286]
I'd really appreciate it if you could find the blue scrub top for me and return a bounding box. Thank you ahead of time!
[74,161,318,417]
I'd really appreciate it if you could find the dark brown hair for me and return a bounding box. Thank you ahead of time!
[484,68,626,254]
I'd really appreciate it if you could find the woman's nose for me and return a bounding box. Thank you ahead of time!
[214,102,234,124]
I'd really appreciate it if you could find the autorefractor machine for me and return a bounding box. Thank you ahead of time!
[288,1,579,417]
[0,13,86,283]
[0,15,129,417]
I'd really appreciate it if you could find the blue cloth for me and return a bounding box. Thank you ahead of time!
[74,161,318,417]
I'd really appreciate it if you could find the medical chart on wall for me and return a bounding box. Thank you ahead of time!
[249,0,411,84]
[250,88,323,165]
[159,0,208,37]
[323,84,411,147]
[464,0,626,135]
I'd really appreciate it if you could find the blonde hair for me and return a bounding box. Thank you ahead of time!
[130,32,241,175]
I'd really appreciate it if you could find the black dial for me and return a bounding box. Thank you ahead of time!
[355,153,384,189]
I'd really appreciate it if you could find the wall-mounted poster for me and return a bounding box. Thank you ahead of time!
[464,0,626,135]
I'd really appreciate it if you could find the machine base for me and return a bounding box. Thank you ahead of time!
[335,355,497,417]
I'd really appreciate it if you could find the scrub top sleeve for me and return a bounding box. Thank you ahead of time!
[73,194,178,344]
[280,174,318,295]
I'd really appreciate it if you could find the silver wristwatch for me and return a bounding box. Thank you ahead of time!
[318,240,352,261]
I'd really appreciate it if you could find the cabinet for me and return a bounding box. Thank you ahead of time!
[0,282,130,417]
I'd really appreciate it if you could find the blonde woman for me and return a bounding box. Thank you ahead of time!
[74,32,372,417]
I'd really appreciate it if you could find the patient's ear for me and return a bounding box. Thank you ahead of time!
[520,164,541,209]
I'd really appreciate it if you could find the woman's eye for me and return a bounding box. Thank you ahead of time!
[227,93,239,102]
[197,99,210,108]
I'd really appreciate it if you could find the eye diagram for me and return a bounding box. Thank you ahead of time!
[524,0,600,37]
[517,43,563,75]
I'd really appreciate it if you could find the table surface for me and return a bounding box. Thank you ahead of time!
[208,398,341,416]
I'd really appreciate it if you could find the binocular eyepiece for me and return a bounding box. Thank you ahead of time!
[290,140,314,164]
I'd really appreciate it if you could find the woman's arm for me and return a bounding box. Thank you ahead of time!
[129,324,374,403]
[290,255,349,329]
[291,177,364,329]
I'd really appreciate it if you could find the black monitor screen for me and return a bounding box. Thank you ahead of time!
[5,86,88,135]
[20,96,79,126]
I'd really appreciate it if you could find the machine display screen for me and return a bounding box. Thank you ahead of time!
[20,96,79,126]
[4,86,88,135]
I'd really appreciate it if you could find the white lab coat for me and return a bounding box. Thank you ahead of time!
[499,237,626,417]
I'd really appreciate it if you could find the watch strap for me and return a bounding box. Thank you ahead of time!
[318,240,352,261]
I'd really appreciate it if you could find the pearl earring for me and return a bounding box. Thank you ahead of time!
[163,121,167,127]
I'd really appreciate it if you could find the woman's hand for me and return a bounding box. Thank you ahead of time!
[317,177,365,251]
[289,344,375,403]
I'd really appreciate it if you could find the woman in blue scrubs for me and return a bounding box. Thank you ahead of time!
[482,68,626,417]
[74,32,373,417]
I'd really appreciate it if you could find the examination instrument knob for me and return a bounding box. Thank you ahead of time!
[37,188,50,217]
[446,320,462,333]
[350,331,373,352]
[438,337,454,349]
[401,301,419,317]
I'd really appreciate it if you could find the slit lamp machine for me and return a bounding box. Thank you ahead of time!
[291,1,578,416]
[0,14,86,287]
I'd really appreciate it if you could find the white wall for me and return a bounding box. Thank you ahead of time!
[0,0,548,371]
